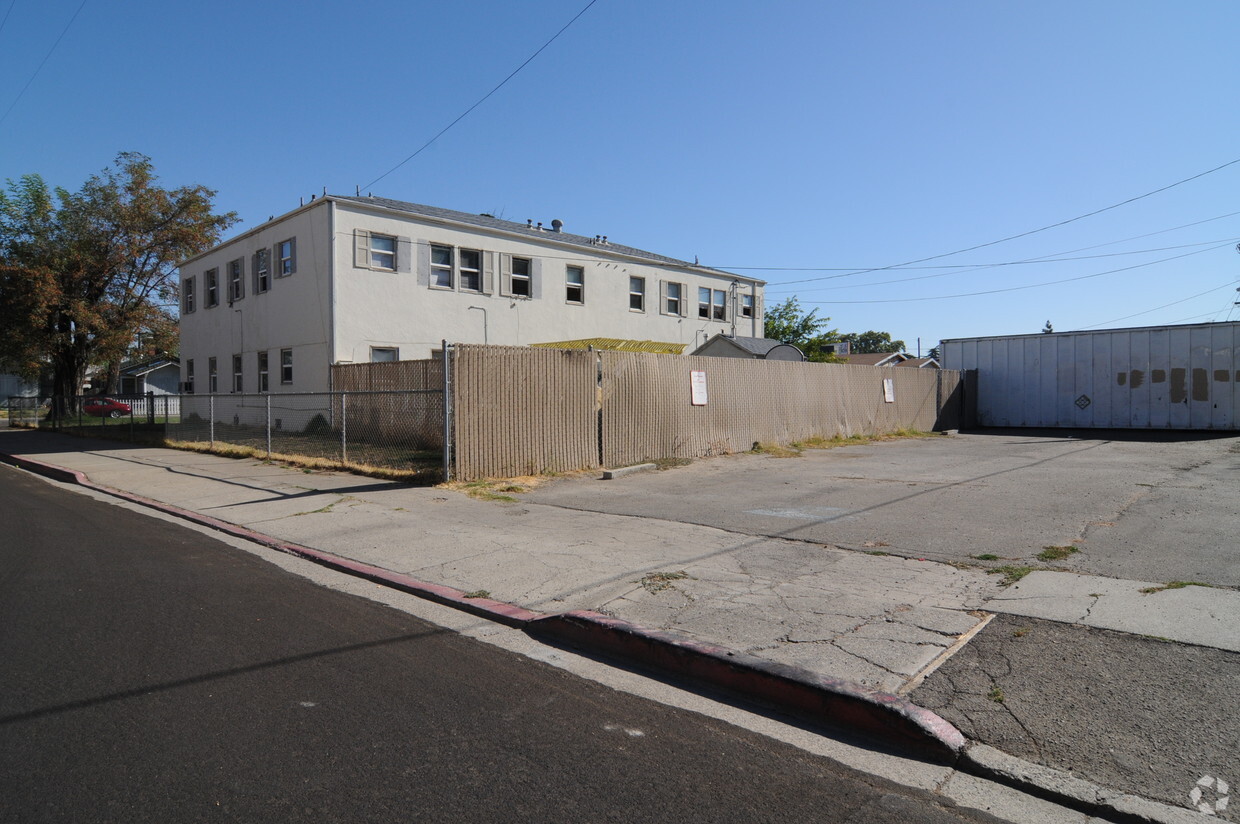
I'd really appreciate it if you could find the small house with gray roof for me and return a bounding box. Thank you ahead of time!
[178,194,765,394]
[691,334,805,361]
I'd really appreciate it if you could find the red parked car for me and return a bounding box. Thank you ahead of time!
[83,397,132,418]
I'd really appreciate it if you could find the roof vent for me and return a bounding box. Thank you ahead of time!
[551,219,563,233]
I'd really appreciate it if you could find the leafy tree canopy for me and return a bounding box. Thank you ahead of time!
[762,297,841,362]
[0,152,237,399]
[839,330,906,354]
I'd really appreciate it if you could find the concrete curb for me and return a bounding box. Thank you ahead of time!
[2,446,1203,821]
[529,610,966,761]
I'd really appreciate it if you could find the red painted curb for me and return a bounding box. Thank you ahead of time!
[530,610,966,759]
[4,447,966,759]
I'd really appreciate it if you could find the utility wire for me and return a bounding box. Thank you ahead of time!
[726,209,1240,280]
[797,242,1235,305]
[0,0,87,129]
[762,235,1240,295]
[0,0,17,40]
[710,160,1240,281]
[363,0,600,190]
[1080,279,1240,329]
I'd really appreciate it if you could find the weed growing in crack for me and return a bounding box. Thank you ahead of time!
[1037,545,1078,562]
[1139,581,1210,595]
[973,553,1000,561]
[988,565,1035,586]
[463,590,491,599]
[988,685,1005,703]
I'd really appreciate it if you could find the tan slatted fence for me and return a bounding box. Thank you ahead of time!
[452,344,599,479]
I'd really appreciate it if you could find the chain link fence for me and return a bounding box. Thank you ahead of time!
[7,390,446,482]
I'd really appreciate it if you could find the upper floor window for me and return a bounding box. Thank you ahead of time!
[459,249,482,292]
[354,229,403,271]
[566,265,584,304]
[205,268,219,308]
[741,294,755,318]
[699,287,726,321]
[430,244,453,289]
[254,248,271,294]
[663,281,684,316]
[369,234,396,270]
[629,276,646,312]
[276,238,296,277]
[227,258,244,303]
[508,257,531,297]
[182,277,195,314]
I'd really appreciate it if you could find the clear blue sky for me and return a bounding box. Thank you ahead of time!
[4,0,1240,354]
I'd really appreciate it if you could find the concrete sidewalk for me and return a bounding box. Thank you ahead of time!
[2,427,1236,822]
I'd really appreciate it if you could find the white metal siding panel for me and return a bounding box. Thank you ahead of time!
[1090,333,1110,427]
[1148,327,1171,428]
[1210,324,1232,428]
[1109,331,1130,428]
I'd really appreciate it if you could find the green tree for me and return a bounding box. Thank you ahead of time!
[762,297,841,361]
[0,153,237,403]
[839,330,906,354]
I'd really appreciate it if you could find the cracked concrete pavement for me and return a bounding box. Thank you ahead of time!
[3,426,1239,818]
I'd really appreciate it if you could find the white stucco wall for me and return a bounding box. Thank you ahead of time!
[179,196,765,394]
[179,200,333,394]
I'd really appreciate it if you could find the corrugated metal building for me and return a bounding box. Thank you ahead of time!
[942,321,1240,429]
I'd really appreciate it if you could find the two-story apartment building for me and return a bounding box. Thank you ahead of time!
[178,195,765,393]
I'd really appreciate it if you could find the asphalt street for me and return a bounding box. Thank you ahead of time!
[0,464,1002,824]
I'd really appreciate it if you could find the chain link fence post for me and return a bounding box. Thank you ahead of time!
[265,394,272,459]
[340,392,348,466]
[442,341,453,482]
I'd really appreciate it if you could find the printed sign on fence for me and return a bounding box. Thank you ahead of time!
[883,378,895,403]
[690,370,708,406]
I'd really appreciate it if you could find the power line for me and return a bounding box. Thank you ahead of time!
[363,0,600,191]
[0,0,17,40]
[796,242,1235,305]
[1080,279,1240,330]
[0,0,88,129]
[722,209,1240,277]
[762,235,1240,295]
[710,160,1240,283]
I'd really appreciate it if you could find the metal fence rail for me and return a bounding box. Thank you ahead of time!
[9,389,446,481]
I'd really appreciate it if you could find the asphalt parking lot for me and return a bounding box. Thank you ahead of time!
[523,429,1240,589]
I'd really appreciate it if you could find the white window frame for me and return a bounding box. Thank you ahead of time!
[370,347,399,363]
[185,359,194,394]
[430,244,454,289]
[566,265,584,304]
[257,351,269,393]
[509,257,532,297]
[741,293,755,318]
[369,233,396,270]
[459,248,482,293]
[208,357,218,393]
[713,289,727,321]
[254,248,271,294]
[629,276,646,312]
[662,281,685,316]
[205,268,219,308]
[227,258,244,303]
[280,348,293,384]
[182,277,195,314]
[232,354,243,393]
[276,238,296,277]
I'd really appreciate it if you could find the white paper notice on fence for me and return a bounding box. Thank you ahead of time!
[883,378,895,403]
[690,370,708,406]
